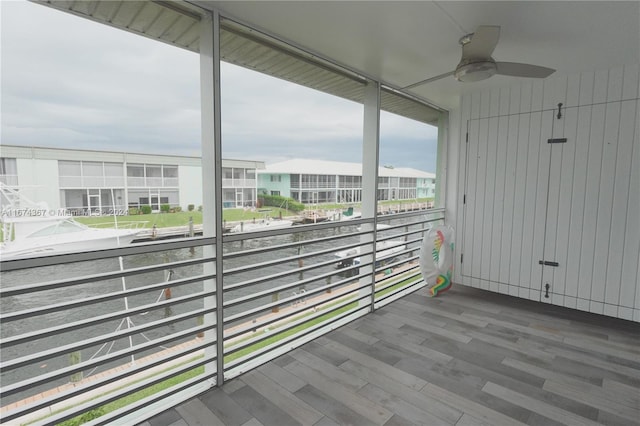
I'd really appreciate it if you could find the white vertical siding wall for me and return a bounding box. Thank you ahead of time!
[178,165,203,210]
[16,158,60,210]
[451,64,640,322]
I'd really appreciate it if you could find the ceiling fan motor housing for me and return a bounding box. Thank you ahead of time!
[454,60,497,82]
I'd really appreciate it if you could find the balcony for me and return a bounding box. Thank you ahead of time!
[0,211,442,425]
[126,177,180,188]
[3,1,639,425]
[4,207,637,426]
[221,179,257,189]
[143,283,640,426]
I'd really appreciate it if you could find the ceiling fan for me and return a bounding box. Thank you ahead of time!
[403,25,555,89]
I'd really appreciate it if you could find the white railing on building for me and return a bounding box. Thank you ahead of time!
[127,177,145,187]
[221,179,256,188]
[0,209,443,425]
[163,177,179,187]
[145,177,163,187]
[290,182,336,189]
[0,175,19,186]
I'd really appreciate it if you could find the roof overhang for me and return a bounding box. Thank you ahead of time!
[35,0,443,126]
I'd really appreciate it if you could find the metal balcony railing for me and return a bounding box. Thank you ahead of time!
[0,209,443,425]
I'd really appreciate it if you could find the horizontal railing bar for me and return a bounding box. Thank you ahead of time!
[225,289,360,342]
[223,236,368,276]
[0,255,214,297]
[225,298,360,359]
[225,298,369,371]
[375,270,422,293]
[375,254,420,273]
[1,279,215,347]
[1,303,214,373]
[222,226,370,261]
[224,273,369,326]
[1,321,216,399]
[375,280,424,305]
[223,245,372,293]
[0,236,216,272]
[383,243,422,260]
[223,221,347,242]
[377,207,445,220]
[224,284,371,346]
[223,261,369,310]
[223,225,364,256]
[376,217,439,227]
[2,341,211,422]
[29,357,215,426]
[1,273,215,324]
[89,371,215,426]
[377,225,429,241]
[222,217,371,244]
[375,264,421,284]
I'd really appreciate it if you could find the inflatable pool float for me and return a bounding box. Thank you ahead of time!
[419,225,455,297]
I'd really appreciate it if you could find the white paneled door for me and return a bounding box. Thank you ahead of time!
[462,99,638,316]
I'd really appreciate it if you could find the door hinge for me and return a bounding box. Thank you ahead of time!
[547,138,567,144]
[538,260,559,267]
[463,194,466,204]
[544,283,550,298]
[466,133,469,143]
[460,253,464,264]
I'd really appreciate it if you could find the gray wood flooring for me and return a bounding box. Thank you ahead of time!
[141,285,640,426]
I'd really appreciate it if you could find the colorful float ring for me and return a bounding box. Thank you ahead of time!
[419,225,455,297]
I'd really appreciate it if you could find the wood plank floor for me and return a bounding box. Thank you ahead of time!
[141,285,640,426]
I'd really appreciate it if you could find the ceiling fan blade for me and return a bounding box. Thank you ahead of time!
[495,62,556,78]
[462,25,500,60]
[402,71,455,89]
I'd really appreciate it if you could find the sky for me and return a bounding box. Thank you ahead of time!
[1,1,438,172]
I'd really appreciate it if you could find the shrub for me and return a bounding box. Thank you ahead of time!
[198,205,203,212]
[175,206,182,212]
[258,195,304,212]
[188,204,195,211]
[141,205,152,215]
[59,407,105,426]
[128,207,139,216]
[160,204,171,213]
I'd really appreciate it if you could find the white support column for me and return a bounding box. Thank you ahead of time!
[199,9,224,386]
[436,111,448,209]
[360,81,381,310]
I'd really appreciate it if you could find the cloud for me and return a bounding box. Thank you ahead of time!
[1,1,438,173]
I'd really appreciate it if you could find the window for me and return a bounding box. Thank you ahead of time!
[82,162,102,176]
[104,163,123,177]
[59,161,81,176]
[270,175,281,182]
[145,165,161,178]
[271,190,280,196]
[163,166,178,178]
[58,161,82,187]
[0,158,18,185]
[127,164,144,177]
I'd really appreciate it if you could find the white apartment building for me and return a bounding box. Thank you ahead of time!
[257,158,436,204]
[0,145,263,214]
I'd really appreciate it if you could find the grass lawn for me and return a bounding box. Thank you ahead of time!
[65,200,434,230]
[74,208,296,229]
